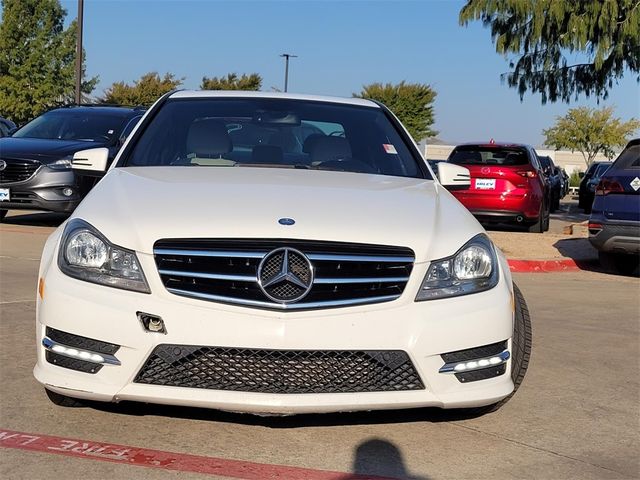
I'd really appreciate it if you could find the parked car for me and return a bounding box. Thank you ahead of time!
[447,141,550,232]
[0,105,144,221]
[559,168,570,197]
[34,91,531,416]
[588,139,640,275]
[537,155,563,212]
[578,161,611,213]
[0,116,17,137]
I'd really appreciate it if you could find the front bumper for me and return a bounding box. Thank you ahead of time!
[34,250,515,414]
[0,168,81,213]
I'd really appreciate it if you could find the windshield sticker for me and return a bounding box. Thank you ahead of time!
[631,177,640,191]
[107,130,114,135]
[383,144,398,154]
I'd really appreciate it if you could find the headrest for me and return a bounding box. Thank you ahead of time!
[310,136,352,163]
[251,145,283,164]
[302,133,324,154]
[503,152,527,165]
[186,119,232,157]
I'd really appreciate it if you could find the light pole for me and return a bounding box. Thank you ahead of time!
[74,0,84,105]
[280,53,297,92]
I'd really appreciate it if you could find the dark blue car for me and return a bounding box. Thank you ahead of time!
[588,139,640,275]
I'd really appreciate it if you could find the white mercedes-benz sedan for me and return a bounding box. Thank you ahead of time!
[34,91,531,415]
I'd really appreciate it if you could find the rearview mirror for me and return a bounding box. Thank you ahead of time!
[252,110,300,126]
[72,147,109,173]
[437,163,470,190]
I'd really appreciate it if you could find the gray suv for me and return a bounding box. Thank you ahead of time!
[0,106,144,221]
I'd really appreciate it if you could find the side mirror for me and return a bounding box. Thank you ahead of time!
[437,162,470,190]
[72,147,109,173]
[578,172,585,178]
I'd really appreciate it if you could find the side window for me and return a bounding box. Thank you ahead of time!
[530,150,541,170]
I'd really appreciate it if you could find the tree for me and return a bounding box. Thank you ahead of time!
[201,73,262,91]
[101,72,183,106]
[543,106,640,166]
[0,0,98,125]
[354,82,437,141]
[459,0,640,103]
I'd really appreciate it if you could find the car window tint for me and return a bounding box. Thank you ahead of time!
[612,144,640,169]
[449,146,529,166]
[124,98,426,179]
[13,111,127,142]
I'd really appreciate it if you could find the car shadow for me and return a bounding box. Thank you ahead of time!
[2,211,68,227]
[551,238,601,272]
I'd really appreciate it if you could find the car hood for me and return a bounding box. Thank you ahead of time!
[0,137,108,162]
[72,167,484,262]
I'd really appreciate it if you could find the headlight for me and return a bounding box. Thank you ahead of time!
[416,234,498,301]
[58,219,150,293]
[47,156,73,170]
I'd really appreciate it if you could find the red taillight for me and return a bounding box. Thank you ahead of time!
[516,170,537,178]
[595,179,624,196]
[588,222,603,235]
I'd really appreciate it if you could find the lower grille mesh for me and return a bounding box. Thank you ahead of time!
[135,345,424,394]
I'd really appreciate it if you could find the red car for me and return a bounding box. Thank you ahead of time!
[447,142,550,232]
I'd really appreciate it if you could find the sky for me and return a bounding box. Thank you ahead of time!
[55,0,640,146]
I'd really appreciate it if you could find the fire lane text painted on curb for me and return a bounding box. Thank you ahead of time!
[0,429,394,480]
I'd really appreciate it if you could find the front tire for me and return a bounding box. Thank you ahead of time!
[465,283,532,415]
[552,192,560,212]
[45,388,85,407]
[0,209,7,222]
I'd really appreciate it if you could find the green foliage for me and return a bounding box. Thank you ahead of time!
[543,106,640,166]
[459,0,640,103]
[354,81,437,141]
[101,72,183,106]
[0,0,98,125]
[201,73,262,91]
[569,170,582,188]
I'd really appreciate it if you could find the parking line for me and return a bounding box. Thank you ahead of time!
[0,429,393,480]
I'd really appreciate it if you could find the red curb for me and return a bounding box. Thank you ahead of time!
[508,258,580,272]
[0,429,393,480]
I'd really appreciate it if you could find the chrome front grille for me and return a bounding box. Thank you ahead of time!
[154,239,415,310]
[0,158,41,184]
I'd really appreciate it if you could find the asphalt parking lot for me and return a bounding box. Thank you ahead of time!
[1,210,639,480]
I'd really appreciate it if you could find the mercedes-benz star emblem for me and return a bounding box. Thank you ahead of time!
[0,160,6,172]
[257,248,313,304]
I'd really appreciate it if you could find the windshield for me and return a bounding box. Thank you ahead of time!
[122,98,427,179]
[448,145,529,166]
[13,110,127,143]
